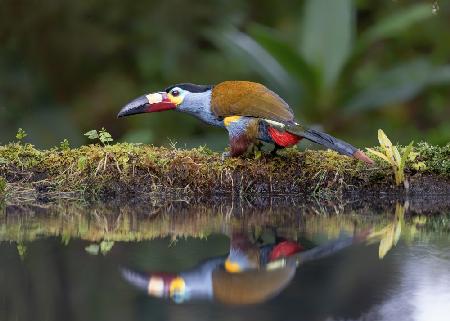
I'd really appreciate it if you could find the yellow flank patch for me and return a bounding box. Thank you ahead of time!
[224,258,241,273]
[168,93,183,106]
[223,116,242,127]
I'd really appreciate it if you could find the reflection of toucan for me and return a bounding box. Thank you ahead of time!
[122,229,364,305]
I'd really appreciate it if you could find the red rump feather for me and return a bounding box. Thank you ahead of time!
[268,127,300,147]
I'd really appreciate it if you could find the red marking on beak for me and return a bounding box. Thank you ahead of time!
[118,92,176,118]
[145,92,176,113]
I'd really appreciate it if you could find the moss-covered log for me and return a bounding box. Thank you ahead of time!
[0,142,449,203]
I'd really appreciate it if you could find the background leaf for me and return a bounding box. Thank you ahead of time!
[357,4,432,53]
[212,28,297,100]
[344,60,450,114]
[299,0,353,90]
[249,24,318,97]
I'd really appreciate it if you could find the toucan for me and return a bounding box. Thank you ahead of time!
[118,81,373,164]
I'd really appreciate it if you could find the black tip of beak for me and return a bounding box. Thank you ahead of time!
[117,95,150,118]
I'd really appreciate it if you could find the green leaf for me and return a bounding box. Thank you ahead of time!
[357,4,432,52]
[366,148,390,163]
[77,156,87,171]
[299,0,353,90]
[84,130,99,140]
[99,129,113,144]
[400,141,414,171]
[344,60,450,114]
[16,128,27,140]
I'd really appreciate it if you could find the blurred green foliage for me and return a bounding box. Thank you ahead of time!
[0,0,449,149]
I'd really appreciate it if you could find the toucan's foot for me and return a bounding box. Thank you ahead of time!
[221,151,231,161]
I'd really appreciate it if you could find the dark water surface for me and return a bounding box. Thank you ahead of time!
[0,201,449,321]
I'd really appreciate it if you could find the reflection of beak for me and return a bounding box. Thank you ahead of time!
[117,92,176,118]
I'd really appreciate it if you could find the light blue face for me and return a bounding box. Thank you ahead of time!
[175,89,224,128]
[166,86,189,107]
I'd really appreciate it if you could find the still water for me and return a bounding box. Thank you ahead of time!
[0,201,449,321]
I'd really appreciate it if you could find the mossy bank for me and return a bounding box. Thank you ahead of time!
[0,142,449,203]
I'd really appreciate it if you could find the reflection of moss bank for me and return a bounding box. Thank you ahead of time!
[1,202,448,243]
[0,142,449,203]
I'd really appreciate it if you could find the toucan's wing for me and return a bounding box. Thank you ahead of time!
[211,81,294,123]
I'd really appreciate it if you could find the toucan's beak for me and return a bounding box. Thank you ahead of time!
[117,92,176,118]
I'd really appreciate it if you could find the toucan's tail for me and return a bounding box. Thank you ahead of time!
[285,123,374,165]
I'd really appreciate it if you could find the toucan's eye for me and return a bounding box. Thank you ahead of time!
[171,89,180,97]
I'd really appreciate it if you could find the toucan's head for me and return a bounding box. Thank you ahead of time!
[117,83,212,118]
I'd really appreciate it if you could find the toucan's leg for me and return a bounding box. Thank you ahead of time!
[270,144,282,156]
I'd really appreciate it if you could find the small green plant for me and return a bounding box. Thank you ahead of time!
[60,138,70,151]
[15,128,27,141]
[367,129,413,188]
[84,128,114,145]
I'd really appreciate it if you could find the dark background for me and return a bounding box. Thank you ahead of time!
[1,0,449,150]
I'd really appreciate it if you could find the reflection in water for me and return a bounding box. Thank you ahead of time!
[122,227,371,305]
[0,201,449,321]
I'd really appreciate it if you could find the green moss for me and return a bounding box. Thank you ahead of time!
[0,141,449,203]
[0,176,6,195]
[414,142,450,176]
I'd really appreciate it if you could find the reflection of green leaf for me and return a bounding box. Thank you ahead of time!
[17,243,27,260]
[377,202,405,259]
[299,0,353,90]
[344,60,450,113]
[85,244,100,255]
[100,240,114,255]
[61,233,71,246]
[357,4,432,52]
[379,226,394,259]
